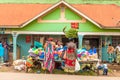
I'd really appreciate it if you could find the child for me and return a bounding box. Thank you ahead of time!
[97,61,108,75]
[102,63,108,75]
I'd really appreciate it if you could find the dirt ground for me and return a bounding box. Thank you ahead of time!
[0,63,120,77]
[107,63,120,77]
[0,63,25,73]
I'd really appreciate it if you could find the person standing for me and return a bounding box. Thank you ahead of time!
[64,38,77,73]
[107,44,114,63]
[0,41,4,63]
[3,41,9,63]
[115,43,120,64]
[44,38,55,73]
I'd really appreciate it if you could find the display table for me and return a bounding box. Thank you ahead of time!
[40,58,100,75]
[79,59,99,75]
[54,59,99,63]
[79,60,98,63]
[54,59,99,75]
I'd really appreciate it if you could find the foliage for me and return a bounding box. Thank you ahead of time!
[63,27,78,38]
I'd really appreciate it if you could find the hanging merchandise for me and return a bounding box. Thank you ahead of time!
[34,41,43,48]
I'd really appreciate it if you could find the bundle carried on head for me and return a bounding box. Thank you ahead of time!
[48,37,53,41]
[63,26,78,38]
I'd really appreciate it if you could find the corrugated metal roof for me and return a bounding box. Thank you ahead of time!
[0,4,52,27]
[0,2,120,28]
[72,4,120,28]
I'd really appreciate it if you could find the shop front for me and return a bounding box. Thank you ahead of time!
[0,0,120,62]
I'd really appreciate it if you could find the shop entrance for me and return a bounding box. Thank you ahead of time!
[83,36,100,58]
[83,38,99,48]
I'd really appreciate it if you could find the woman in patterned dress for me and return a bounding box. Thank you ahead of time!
[44,38,55,73]
[64,38,77,73]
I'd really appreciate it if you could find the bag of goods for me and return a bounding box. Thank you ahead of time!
[26,57,33,68]
[13,59,26,71]
[53,51,59,60]
[77,49,89,61]
[39,52,45,59]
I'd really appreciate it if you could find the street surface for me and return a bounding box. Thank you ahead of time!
[0,72,120,80]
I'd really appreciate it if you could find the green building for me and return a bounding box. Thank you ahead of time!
[0,0,120,62]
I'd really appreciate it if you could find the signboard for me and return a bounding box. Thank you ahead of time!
[26,35,31,43]
[71,22,79,29]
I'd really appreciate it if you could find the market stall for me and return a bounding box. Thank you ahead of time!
[25,38,100,74]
